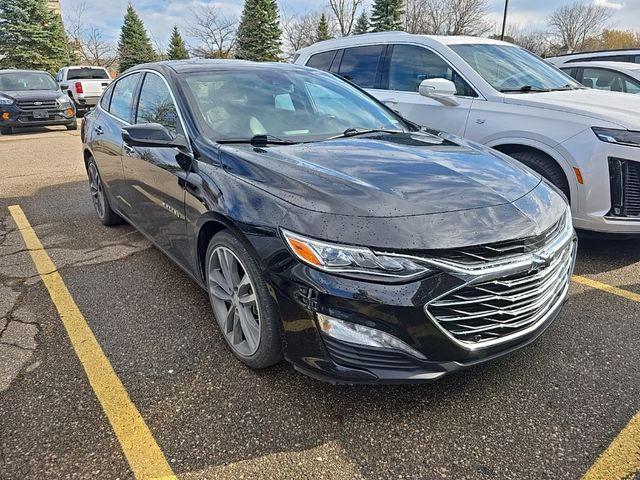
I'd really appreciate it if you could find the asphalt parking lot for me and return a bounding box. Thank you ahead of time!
[1,127,639,480]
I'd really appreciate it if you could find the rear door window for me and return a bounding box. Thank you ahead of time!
[306,50,338,71]
[337,45,384,88]
[583,67,628,92]
[108,73,141,123]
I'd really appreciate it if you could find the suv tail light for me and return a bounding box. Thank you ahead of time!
[75,82,83,94]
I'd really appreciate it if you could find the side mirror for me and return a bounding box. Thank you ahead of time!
[418,78,459,106]
[60,85,69,90]
[121,123,188,149]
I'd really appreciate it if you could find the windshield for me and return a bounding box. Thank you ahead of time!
[450,44,582,92]
[180,67,406,142]
[0,71,58,91]
[67,68,110,80]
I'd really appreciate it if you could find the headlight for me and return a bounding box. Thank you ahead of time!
[57,96,72,106]
[0,98,14,105]
[592,127,640,148]
[281,229,431,279]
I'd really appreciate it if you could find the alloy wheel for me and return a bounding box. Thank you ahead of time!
[207,246,261,357]
[88,163,105,219]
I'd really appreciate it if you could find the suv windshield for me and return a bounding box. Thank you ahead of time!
[450,44,582,93]
[67,68,110,80]
[0,71,58,91]
[180,68,407,142]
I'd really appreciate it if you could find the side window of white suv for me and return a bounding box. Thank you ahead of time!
[387,44,476,97]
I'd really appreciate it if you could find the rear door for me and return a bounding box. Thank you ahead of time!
[121,71,192,268]
[377,44,476,136]
[89,72,142,213]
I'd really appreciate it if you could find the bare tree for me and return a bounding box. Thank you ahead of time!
[548,1,612,53]
[188,6,238,58]
[328,0,365,37]
[503,25,552,57]
[405,0,490,36]
[281,13,321,60]
[63,1,117,67]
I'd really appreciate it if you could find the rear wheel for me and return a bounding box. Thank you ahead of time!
[86,157,123,226]
[509,150,571,201]
[205,231,282,369]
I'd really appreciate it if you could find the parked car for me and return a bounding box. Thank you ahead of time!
[547,48,640,66]
[295,33,640,234]
[559,61,640,94]
[81,60,575,383]
[0,69,77,134]
[56,66,112,114]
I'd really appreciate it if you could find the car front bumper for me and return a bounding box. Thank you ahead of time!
[1,104,75,128]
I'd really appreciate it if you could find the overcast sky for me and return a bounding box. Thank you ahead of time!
[59,0,640,47]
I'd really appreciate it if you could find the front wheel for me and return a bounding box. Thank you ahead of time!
[86,157,123,226]
[205,231,282,369]
[508,150,571,201]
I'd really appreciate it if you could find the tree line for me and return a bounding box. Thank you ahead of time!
[1,0,639,75]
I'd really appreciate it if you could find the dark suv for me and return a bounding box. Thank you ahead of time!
[0,69,77,134]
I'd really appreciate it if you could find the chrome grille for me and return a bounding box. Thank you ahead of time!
[425,212,575,349]
[17,100,57,111]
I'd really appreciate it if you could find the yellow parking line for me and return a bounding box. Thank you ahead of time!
[573,275,640,303]
[8,205,176,480]
[582,412,640,480]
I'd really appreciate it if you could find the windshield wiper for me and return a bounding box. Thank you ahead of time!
[499,85,551,93]
[217,134,298,147]
[327,127,405,140]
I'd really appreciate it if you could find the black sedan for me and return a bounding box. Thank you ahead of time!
[0,69,77,134]
[81,60,576,384]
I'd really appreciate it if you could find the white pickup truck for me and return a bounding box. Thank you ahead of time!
[56,66,112,114]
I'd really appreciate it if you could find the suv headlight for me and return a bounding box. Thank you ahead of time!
[0,98,14,105]
[592,127,640,148]
[57,96,72,106]
[281,229,431,280]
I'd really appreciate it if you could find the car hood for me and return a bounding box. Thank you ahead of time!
[220,132,541,218]
[0,90,62,102]
[503,89,640,130]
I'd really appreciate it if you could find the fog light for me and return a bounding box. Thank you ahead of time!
[317,313,427,359]
[1,112,9,121]
[65,108,74,117]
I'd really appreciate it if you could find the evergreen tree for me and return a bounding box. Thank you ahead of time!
[315,13,332,42]
[117,4,156,72]
[167,26,189,60]
[353,12,370,35]
[370,0,404,32]
[0,0,72,73]
[235,0,281,61]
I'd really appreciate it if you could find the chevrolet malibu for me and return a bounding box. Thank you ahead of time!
[81,60,576,383]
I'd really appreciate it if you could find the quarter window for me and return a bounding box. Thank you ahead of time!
[337,45,384,88]
[109,73,141,122]
[306,50,337,71]
[389,44,476,96]
[136,73,180,133]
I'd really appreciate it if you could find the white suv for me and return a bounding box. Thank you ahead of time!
[294,33,640,234]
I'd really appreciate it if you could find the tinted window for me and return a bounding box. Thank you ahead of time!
[100,82,114,110]
[338,45,384,88]
[109,73,140,122]
[67,68,110,80]
[634,55,640,63]
[136,73,180,133]
[601,55,630,62]
[388,44,476,96]
[306,50,337,71]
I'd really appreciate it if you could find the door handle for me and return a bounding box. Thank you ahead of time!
[122,143,135,156]
[94,125,104,135]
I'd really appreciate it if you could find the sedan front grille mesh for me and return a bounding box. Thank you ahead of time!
[426,240,574,345]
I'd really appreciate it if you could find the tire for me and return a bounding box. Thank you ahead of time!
[66,118,78,131]
[1,126,13,135]
[205,231,283,369]
[86,157,123,226]
[508,150,571,201]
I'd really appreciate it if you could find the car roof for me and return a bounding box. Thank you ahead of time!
[296,32,512,55]
[127,59,313,75]
[549,48,640,58]
[559,61,640,71]
[0,69,52,75]
[65,65,109,69]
